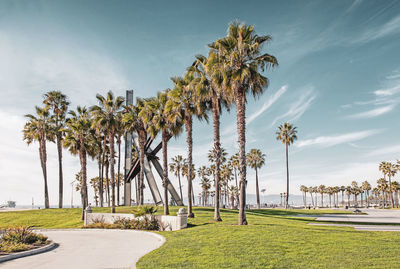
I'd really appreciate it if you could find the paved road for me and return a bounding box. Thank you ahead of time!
[314,209,400,224]
[1,229,165,269]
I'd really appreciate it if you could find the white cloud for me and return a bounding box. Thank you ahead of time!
[354,15,400,44]
[347,104,395,119]
[271,86,316,126]
[374,85,400,96]
[247,85,287,124]
[367,144,400,157]
[296,129,381,148]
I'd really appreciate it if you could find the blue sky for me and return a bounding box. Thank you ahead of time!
[1,0,400,206]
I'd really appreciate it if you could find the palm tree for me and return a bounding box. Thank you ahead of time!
[198,166,211,206]
[23,106,54,209]
[318,185,326,207]
[246,149,266,209]
[169,155,185,202]
[392,181,400,208]
[362,181,371,208]
[141,91,182,215]
[91,91,124,213]
[115,112,124,206]
[64,106,94,219]
[167,74,207,218]
[190,52,232,221]
[326,187,333,208]
[308,186,314,208]
[300,185,308,208]
[276,123,298,208]
[377,178,388,208]
[207,146,228,217]
[182,159,196,207]
[210,22,278,225]
[379,161,397,208]
[123,98,147,205]
[43,91,69,208]
[229,153,240,204]
[340,186,345,207]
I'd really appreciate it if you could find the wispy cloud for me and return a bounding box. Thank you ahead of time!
[345,0,363,14]
[367,144,400,157]
[347,104,396,119]
[354,15,400,44]
[296,129,381,148]
[271,86,316,126]
[374,85,400,96]
[247,85,287,124]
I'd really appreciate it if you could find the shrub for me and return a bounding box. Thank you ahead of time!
[132,205,158,217]
[0,241,31,253]
[1,226,48,245]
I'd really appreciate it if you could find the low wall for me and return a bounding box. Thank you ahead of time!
[84,208,188,231]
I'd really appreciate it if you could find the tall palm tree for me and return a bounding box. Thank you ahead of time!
[198,166,211,206]
[362,181,371,208]
[182,159,196,207]
[190,52,232,221]
[43,91,69,208]
[308,186,314,208]
[23,106,54,209]
[64,106,94,219]
[300,185,308,208]
[340,185,345,207]
[380,161,397,208]
[276,122,297,208]
[115,112,124,206]
[210,22,278,225]
[229,153,240,204]
[123,99,147,205]
[91,91,124,213]
[169,155,185,202]
[141,90,182,215]
[318,185,326,207]
[167,74,207,218]
[246,149,266,209]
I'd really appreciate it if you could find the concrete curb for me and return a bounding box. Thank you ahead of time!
[0,241,57,263]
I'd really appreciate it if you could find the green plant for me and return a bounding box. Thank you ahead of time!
[132,205,158,217]
[1,226,48,245]
[0,241,31,253]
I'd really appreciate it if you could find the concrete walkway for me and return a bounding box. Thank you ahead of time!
[314,209,400,224]
[1,229,165,269]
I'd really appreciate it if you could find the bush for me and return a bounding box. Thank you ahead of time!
[85,217,115,229]
[113,216,159,231]
[1,226,48,245]
[0,241,31,253]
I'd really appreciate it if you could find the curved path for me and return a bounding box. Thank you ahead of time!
[1,229,165,269]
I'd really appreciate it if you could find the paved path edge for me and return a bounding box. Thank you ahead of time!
[0,241,57,263]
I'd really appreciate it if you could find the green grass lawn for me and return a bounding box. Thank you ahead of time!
[1,207,399,268]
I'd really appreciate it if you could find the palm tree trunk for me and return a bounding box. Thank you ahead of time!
[106,163,110,206]
[109,132,116,213]
[236,88,247,225]
[162,131,169,215]
[99,151,104,207]
[39,140,50,209]
[389,176,395,208]
[138,130,146,205]
[79,146,88,220]
[178,170,183,202]
[285,143,289,209]
[255,167,260,209]
[212,99,222,221]
[234,168,239,207]
[185,113,194,218]
[117,137,121,206]
[56,136,63,208]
